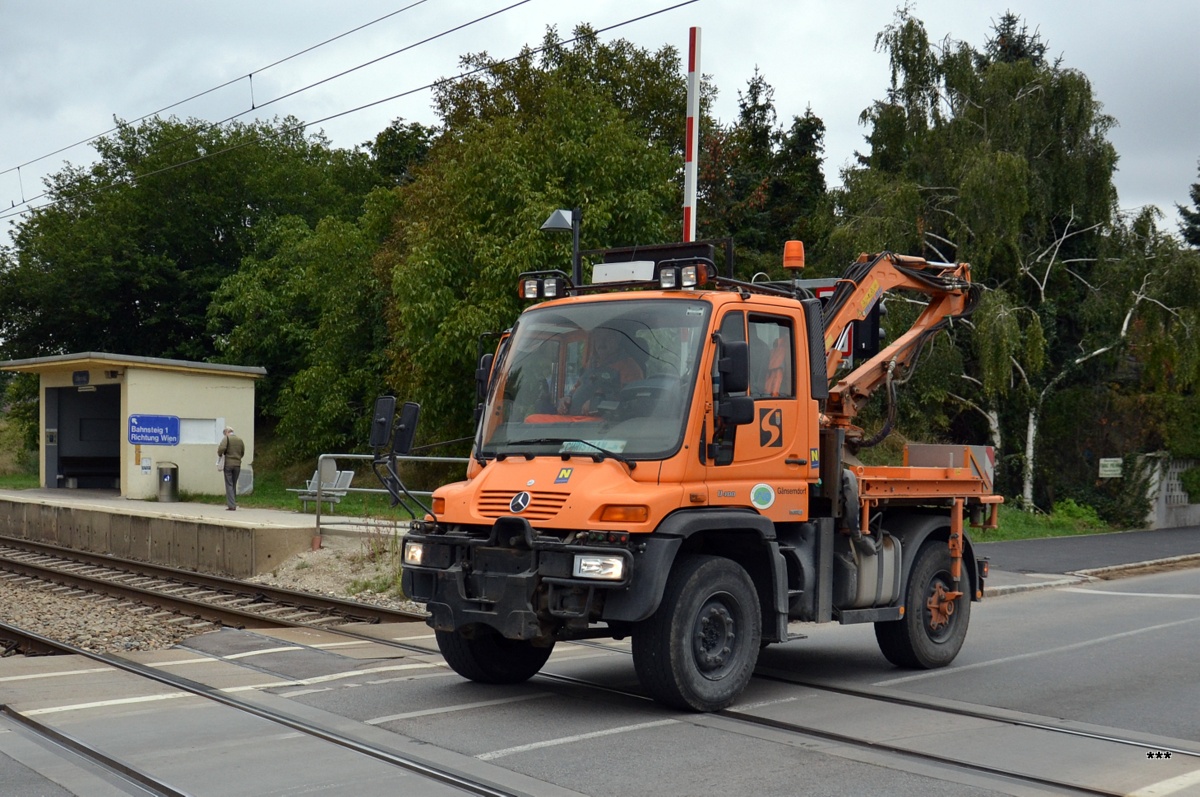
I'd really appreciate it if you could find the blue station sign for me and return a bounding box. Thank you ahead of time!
[128,415,180,446]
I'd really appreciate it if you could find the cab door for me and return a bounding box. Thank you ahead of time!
[706,306,818,522]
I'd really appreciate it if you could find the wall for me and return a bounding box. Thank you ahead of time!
[0,497,310,577]
[1147,456,1200,529]
[122,368,256,499]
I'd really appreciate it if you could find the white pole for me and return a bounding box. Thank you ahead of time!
[683,26,701,242]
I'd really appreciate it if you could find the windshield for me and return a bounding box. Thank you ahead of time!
[477,298,710,460]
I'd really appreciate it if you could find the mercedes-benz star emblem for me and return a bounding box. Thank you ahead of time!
[509,491,532,513]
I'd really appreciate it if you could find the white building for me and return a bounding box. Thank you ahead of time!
[1,352,264,500]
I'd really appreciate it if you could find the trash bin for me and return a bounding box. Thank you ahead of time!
[157,462,179,503]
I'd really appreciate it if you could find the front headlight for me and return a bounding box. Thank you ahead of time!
[573,554,625,581]
[403,541,424,566]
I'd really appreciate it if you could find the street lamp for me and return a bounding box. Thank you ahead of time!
[540,207,581,286]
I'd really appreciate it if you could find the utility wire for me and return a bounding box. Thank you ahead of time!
[2,1,527,218]
[0,0,430,180]
[0,0,700,224]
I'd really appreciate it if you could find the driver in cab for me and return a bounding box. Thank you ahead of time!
[559,327,644,414]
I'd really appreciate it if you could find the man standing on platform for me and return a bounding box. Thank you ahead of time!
[217,426,245,511]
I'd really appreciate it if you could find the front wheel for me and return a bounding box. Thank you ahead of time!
[632,555,761,712]
[874,541,970,669]
[436,626,554,684]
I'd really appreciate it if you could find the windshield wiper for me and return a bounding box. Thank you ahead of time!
[505,438,636,470]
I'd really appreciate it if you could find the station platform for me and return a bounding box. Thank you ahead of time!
[0,488,336,577]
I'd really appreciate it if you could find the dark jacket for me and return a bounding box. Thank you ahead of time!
[218,434,245,468]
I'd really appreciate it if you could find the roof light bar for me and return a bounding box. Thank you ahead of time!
[516,270,574,300]
[655,260,713,290]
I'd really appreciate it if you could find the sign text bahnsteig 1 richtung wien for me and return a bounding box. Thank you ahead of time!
[127,415,180,446]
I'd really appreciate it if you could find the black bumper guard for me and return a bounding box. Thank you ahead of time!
[403,516,635,639]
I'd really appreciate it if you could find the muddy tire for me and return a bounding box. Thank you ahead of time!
[436,626,554,684]
[874,541,970,669]
[632,555,761,712]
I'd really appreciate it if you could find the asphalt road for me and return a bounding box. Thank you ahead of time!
[760,566,1200,741]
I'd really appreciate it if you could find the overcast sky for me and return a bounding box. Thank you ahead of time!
[2,0,1197,242]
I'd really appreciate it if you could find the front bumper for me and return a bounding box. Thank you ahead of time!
[401,516,634,640]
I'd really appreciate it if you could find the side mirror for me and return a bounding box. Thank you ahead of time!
[718,340,749,395]
[475,352,494,401]
[369,396,397,449]
[718,395,755,426]
[393,401,421,455]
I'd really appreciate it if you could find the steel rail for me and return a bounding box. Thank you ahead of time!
[0,536,425,628]
[531,671,1122,797]
[1,704,191,797]
[0,621,523,797]
[0,619,75,656]
[752,670,1200,760]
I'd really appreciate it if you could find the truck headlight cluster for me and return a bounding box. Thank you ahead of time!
[573,554,625,581]
[520,275,569,299]
[657,263,711,289]
[403,541,424,566]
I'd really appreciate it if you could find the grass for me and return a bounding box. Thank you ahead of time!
[977,501,1113,542]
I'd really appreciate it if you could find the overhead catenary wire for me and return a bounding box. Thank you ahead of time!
[0,0,431,181]
[0,0,699,224]
[0,0,531,220]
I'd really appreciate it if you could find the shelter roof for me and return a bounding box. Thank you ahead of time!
[0,352,265,379]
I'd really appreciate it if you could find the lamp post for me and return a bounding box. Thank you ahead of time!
[540,207,581,286]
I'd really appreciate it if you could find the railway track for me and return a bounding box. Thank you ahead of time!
[4,536,1194,794]
[0,623,524,797]
[1,703,191,797]
[0,536,425,643]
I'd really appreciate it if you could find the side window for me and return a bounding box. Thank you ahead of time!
[749,315,794,398]
[718,311,745,345]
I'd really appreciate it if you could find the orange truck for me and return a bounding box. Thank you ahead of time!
[373,241,1000,712]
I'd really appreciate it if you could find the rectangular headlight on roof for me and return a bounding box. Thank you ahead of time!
[681,265,698,287]
[573,554,625,581]
[659,268,677,289]
[522,279,540,299]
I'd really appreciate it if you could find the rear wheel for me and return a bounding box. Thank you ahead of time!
[436,626,554,684]
[875,541,970,669]
[632,555,761,712]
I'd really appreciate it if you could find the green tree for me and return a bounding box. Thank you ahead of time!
[698,70,828,275]
[1180,161,1200,247]
[369,118,435,186]
[0,116,378,363]
[378,27,683,447]
[208,189,401,460]
[831,9,1198,515]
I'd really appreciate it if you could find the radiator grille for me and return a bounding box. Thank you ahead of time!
[477,490,568,521]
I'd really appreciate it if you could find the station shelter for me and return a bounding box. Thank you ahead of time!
[0,352,264,500]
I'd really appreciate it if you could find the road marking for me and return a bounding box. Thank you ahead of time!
[0,667,109,682]
[226,662,442,691]
[874,616,1200,686]
[367,693,552,724]
[477,719,678,760]
[149,657,214,667]
[17,663,442,715]
[224,646,304,659]
[25,693,195,715]
[1127,767,1200,796]
[1060,587,1200,600]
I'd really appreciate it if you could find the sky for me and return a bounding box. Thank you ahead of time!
[2,0,1197,242]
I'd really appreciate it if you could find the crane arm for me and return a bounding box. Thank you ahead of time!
[820,252,979,434]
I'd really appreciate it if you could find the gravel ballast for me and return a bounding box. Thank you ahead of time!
[2,532,423,657]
